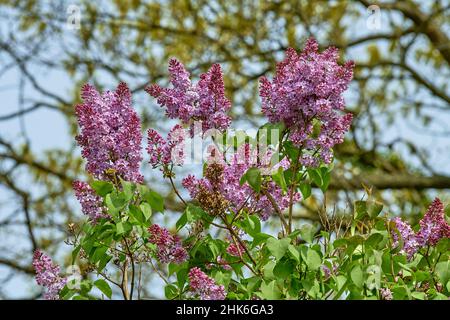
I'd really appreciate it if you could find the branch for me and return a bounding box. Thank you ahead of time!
[330,173,450,190]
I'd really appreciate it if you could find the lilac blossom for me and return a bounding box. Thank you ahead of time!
[147,124,186,168]
[391,217,420,259]
[416,198,450,246]
[391,198,449,260]
[33,250,67,300]
[188,267,226,300]
[75,82,143,183]
[148,224,188,264]
[380,288,393,300]
[226,243,246,257]
[182,144,300,220]
[72,180,108,223]
[321,263,338,280]
[146,59,231,135]
[259,38,354,167]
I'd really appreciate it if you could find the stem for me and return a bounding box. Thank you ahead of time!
[138,264,142,300]
[123,238,135,300]
[220,215,260,275]
[149,258,170,285]
[262,188,289,234]
[168,174,187,206]
[98,271,122,289]
[287,154,304,234]
[121,258,130,300]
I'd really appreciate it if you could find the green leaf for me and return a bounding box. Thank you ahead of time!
[350,265,364,288]
[245,167,262,193]
[80,279,93,295]
[90,181,114,197]
[273,259,295,278]
[139,202,152,221]
[116,221,131,236]
[307,169,322,188]
[176,212,188,231]
[365,233,384,248]
[435,260,450,285]
[354,201,367,220]
[436,238,450,253]
[260,280,281,300]
[299,224,316,243]
[411,291,426,300]
[240,214,261,237]
[266,237,291,261]
[252,232,272,247]
[319,167,331,192]
[129,204,145,223]
[145,190,164,213]
[110,192,128,211]
[94,279,112,299]
[298,183,311,200]
[368,201,383,218]
[288,244,300,263]
[120,179,135,201]
[272,167,287,193]
[305,248,321,271]
[283,141,300,163]
[414,270,430,282]
[164,284,179,299]
[239,173,247,186]
[333,238,347,248]
[97,254,112,272]
[71,245,81,264]
[92,246,108,263]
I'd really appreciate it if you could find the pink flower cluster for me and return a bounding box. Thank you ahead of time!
[380,288,393,300]
[182,144,300,220]
[391,198,450,259]
[75,82,143,183]
[148,224,188,264]
[147,124,186,168]
[226,243,246,257]
[416,198,450,246]
[146,58,231,135]
[259,38,354,167]
[33,250,67,300]
[188,267,226,300]
[72,181,108,223]
[391,217,420,259]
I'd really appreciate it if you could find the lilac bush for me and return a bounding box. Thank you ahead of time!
[32,38,449,300]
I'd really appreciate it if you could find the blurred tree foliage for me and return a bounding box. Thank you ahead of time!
[0,0,448,298]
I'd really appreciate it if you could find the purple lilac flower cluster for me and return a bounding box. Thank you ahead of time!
[188,267,227,300]
[33,250,67,300]
[380,288,393,300]
[259,38,354,167]
[416,198,450,246]
[321,263,338,280]
[226,243,246,257]
[147,124,186,168]
[391,198,450,259]
[148,224,188,264]
[391,217,420,259]
[146,58,231,135]
[75,82,143,183]
[72,181,108,223]
[182,144,300,220]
